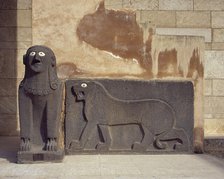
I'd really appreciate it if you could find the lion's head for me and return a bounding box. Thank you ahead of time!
[21,45,59,95]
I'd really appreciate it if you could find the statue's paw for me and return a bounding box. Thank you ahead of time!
[96,142,109,151]
[20,138,31,151]
[132,142,147,151]
[174,142,188,151]
[69,140,83,150]
[46,138,57,151]
[155,139,168,149]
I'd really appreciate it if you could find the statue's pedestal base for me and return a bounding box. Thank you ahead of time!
[17,150,64,164]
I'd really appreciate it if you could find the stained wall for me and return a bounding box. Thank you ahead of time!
[0,0,223,142]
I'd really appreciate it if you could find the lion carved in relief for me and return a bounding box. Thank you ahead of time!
[19,45,62,152]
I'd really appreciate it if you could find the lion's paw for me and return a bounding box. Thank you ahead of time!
[46,138,57,151]
[20,138,31,151]
[69,140,83,151]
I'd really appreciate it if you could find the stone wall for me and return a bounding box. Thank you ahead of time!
[0,0,223,139]
[0,0,31,135]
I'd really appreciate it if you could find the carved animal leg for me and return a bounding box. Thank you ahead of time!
[19,88,32,151]
[132,124,154,151]
[46,86,62,151]
[162,128,190,151]
[78,120,98,149]
[96,125,111,151]
[155,131,169,149]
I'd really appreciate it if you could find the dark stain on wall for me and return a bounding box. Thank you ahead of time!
[77,2,152,75]
[158,49,184,78]
[187,48,204,78]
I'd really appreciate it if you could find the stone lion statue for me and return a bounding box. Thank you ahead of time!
[19,45,62,152]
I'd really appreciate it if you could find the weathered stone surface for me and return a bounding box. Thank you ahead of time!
[0,96,17,114]
[194,0,224,10]
[140,11,175,27]
[204,79,212,96]
[213,29,224,43]
[156,28,211,42]
[159,0,193,10]
[0,79,17,96]
[123,0,159,10]
[0,0,31,10]
[204,97,224,115]
[18,46,64,163]
[0,49,16,78]
[0,10,31,27]
[0,115,18,136]
[65,79,194,153]
[213,80,224,96]
[205,43,212,50]
[212,43,224,50]
[176,11,210,28]
[204,51,224,78]
[204,118,224,136]
[0,41,31,49]
[104,0,122,9]
[212,12,224,28]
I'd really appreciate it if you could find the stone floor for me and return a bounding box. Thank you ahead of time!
[0,137,224,179]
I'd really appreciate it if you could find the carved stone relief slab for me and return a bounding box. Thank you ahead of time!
[65,79,194,154]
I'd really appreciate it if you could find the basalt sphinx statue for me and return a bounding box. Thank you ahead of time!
[17,45,64,163]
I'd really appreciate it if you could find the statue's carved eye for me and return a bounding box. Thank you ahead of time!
[81,83,87,88]
[29,52,36,56]
[38,52,45,57]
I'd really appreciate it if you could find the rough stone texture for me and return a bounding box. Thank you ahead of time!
[212,43,224,50]
[156,28,211,42]
[66,79,194,153]
[194,0,224,10]
[176,11,211,28]
[123,0,159,10]
[213,29,224,43]
[0,0,31,10]
[0,10,31,27]
[159,0,193,10]
[204,137,224,158]
[204,51,224,78]
[204,119,224,136]
[0,96,17,114]
[0,41,31,49]
[204,79,212,96]
[140,11,176,27]
[0,115,18,136]
[212,12,224,28]
[213,80,224,96]
[17,46,64,163]
[204,97,224,115]
[0,79,17,96]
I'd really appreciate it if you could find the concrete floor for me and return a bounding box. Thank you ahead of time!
[0,137,224,179]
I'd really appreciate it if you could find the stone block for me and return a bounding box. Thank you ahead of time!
[204,79,212,96]
[205,43,212,50]
[65,79,194,154]
[204,51,224,78]
[159,0,193,10]
[0,41,31,49]
[213,80,224,96]
[0,96,17,114]
[140,11,175,27]
[156,28,211,42]
[212,43,224,50]
[123,0,159,10]
[194,0,224,10]
[104,0,123,9]
[212,12,224,28]
[17,27,32,42]
[204,118,224,136]
[0,0,31,10]
[0,114,18,136]
[0,79,17,96]
[213,29,224,43]
[0,49,16,78]
[0,10,31,27]
[204,96,224,115]
[176,11,210,28]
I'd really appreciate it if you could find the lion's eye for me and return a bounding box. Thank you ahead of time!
[38,52,45,57]
[81,83,87,88]
[29,52,36,56]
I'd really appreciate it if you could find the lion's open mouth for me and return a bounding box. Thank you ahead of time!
[76,91,85,99]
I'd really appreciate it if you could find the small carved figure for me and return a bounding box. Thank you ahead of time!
[71,81,189,151]
[18,45,63,156]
